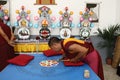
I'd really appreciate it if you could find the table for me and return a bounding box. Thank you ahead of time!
[0,54,100,80]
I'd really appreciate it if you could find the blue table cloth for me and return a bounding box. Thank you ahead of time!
[0,54,100,80]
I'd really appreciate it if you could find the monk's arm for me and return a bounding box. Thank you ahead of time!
[73,52,86,61]
[69,44,88,62]
[0,27,10,43]
[0,27,14,46]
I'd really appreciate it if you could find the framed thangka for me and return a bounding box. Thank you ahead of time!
[34,0,57,5]
[86,3,100,22]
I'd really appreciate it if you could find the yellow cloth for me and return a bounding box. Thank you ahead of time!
[14,43,50,52]
[63,38,85,46]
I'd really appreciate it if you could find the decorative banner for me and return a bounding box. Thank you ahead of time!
[34,0,57,5]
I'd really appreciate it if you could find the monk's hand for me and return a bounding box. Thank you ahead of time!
[58,53,66,60]
[58,57,64,61]
[8,41,15,47]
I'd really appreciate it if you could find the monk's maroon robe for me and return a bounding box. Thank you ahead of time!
[0,22,15,72]
[61,38,104,80]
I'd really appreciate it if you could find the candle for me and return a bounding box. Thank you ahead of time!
[84,70,90,78]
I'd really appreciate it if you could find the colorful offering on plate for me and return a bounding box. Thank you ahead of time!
[40,60,59,67]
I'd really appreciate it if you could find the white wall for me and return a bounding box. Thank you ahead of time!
[4,0,119,35]
[99,0,117,27]
[116,0,120,23]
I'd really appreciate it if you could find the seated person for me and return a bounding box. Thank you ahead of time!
[48,37,104,80]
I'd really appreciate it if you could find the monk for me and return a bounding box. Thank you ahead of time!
[48,37,104,80]
[0,18,16,72]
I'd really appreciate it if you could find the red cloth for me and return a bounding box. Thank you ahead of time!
[0,21,16,72]
[7,54,34,66]
[64,61,84,66]
[43,49,63,57]
[63,58,84,66]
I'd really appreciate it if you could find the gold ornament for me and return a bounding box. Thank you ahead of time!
[27,10,31,14]
[89,11,94,15]
[70,11,73,15]
[16,10,20,14]
[38,10,41,14]
[48,10,52,14]
[59,11,63,15]
[79,11,83,15]
[4,9,8,14]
